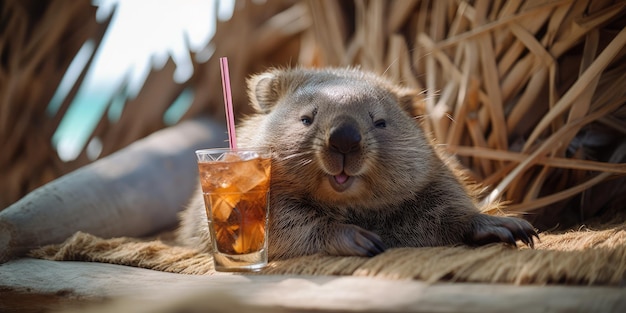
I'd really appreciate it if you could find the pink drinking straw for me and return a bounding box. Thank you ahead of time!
[220,57,237,149]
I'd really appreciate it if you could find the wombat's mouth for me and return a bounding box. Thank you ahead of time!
[328,172,355,192]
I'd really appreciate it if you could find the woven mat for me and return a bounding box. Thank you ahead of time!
[30,221,626,286]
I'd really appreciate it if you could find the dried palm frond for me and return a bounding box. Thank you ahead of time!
[0,0,110,208]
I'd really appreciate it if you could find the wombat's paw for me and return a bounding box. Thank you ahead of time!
[325,224,387,257]
[469,215,539,249]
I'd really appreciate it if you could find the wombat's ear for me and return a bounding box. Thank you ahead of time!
[247,71,282,114]
[396,88,426,117]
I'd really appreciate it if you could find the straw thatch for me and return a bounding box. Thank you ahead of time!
[2,0,625,231]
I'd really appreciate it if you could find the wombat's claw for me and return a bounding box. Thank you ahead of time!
[357,228,386,256]
[328,224,387,257]
[470,216,539,249]
[509,218,539,248]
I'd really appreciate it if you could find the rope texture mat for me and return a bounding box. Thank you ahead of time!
[30,220,626,286]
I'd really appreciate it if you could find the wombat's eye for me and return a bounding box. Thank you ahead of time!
[374,119,386,128]
[301,108,317,126]
[301,116,313,126]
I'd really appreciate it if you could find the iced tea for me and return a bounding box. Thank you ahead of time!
[196,147,271,271]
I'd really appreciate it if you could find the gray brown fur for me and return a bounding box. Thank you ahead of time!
[177,67,537,260]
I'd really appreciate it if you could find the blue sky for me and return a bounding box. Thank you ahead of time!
[52,0,233,161]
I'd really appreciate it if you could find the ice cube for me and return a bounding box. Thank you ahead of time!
[210,192,240,221]
[232,220,265,254]
[230,158,269,193]
[199,162,235,192]
[214,221,240,254]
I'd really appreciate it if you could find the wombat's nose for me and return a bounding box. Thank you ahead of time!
[329,121,362,154]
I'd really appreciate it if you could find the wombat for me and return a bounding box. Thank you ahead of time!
[178,67,537,260]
